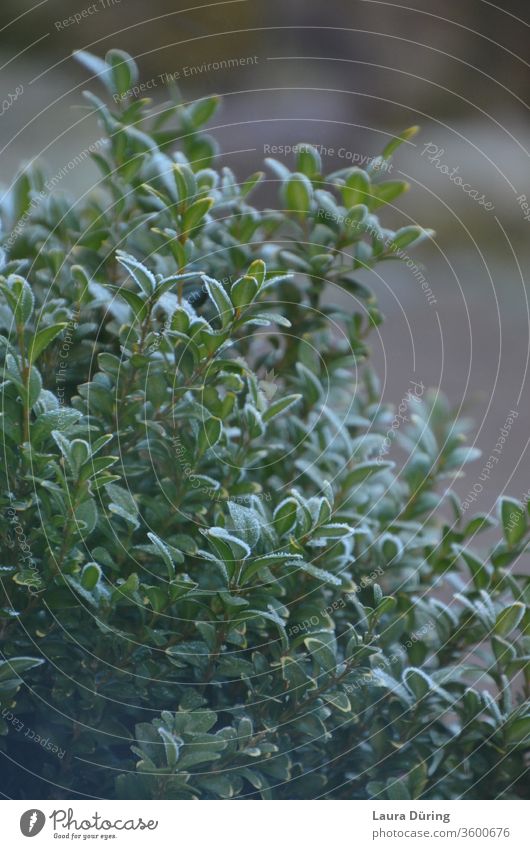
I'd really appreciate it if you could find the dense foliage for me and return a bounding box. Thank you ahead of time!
[0,49,528,800]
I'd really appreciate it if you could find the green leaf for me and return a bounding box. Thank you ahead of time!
[379,533,403,564]
[31,408,82,441]
[385,778,411,800]
[284,172,313,216]
[314,523,353,539]
[73,49,112,90]
[235,608,289,650]
[0,657,44,682]
[6,275,34,325]
[106,49,139,98]
[247,259,266,287]
[273,498,298,536]
[343,204,368,233]
[241,172,264,197]
[342,169,371,207]
[203,528,251,562]
[105,483,139,528]
[155,272,199,299]
[263,394,301,422]
[500,497,527,547]
[375,596,397,617]
[453,545,491,591]
[491,635,516,663]
[158,727,181,769]
[187,96,220,126]
[119,572,140,595]
[241,553,302,585]
[494,603,525,637]
[182,197,214,234]
[52,430,74,469]
[116,251,155,296]
[203,275,234,327]
[382,125,419,159]
[370,180,410,209]
[197,417,222,456]
[80,562,102,590]
[146,532,180,578]
[28,323,67,365]
[74,499,98,535]
[304,635,337,672]
[403,667,432,699]
[298,562,342,587]
[505,715,530,746]
[230,275,259,309]
[227,502,261,548]
[26,366,42,408]
[343,461,393,487]
[297,144,322,177]
[388,226,427,252]
[108,287,148,321]
[322,691,351,712]
[173,163,197,204]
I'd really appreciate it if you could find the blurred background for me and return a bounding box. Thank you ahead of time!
[1,0,529,520]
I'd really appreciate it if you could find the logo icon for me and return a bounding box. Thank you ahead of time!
[20,810,46,837]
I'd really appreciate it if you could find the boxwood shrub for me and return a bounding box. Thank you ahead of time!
[0,49,528,800]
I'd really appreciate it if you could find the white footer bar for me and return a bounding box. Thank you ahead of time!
[3,799,527,848]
